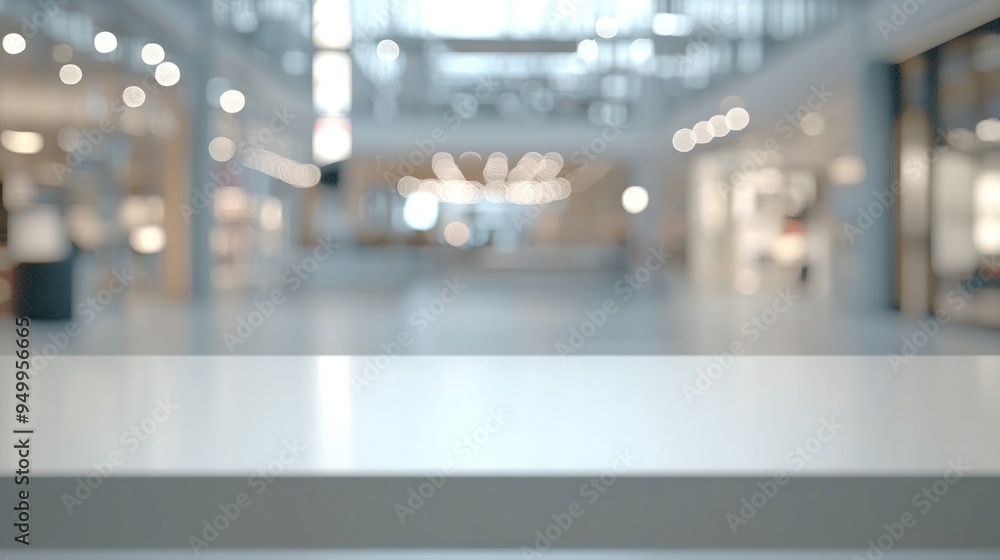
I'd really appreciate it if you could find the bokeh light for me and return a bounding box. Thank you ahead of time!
[3,33,26,54]
[376,40,400,61]
[673,129,696,152]
[94,31,118,54]
[122,86,146,108]
[141,43,165,65]
[220,89,246,113]
[444,222,471,247]
[622,186,649,214]
[59,64,83,85]
[725,107,751,131]
[209,137,237,162]
[595,17,619,38]
[155,62,180,86]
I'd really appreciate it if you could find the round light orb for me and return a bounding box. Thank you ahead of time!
[209,137,237,162]
[3,33,26,54]
[725,107,751,131]
[376,39,399,61]
[673,129,696,152]
[443,221,470,247]
[122,86,146,108]
[94,31,117,54]
[59,64,83,85]
[596,16,619,38]
[155,62,181,86]
[141,43,165,65]
[219,89,246,113]
[622,185,649,214]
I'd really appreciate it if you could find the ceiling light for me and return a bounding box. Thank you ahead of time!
[219,89,245,113]
[672,129,696,152]
[376,39,399,61]
[652,13,693,37]
[94,31,117,54]
[975,118,1000,142]
[725,107,751,131]
[596,16,619,39]
[443,221,470,246]
[129,225,166,254]
[154,62,180,86]
[827,155,866,185]
[122,86,146,108]
[622,185,649,214]
[1,130,44,154]
[141,43,165,65]
[209,137,236,162]
[3,33,26,54]
[692,121,713,144]
[59,64,83,85]
[403,192,439,231]
[577,39,599,62]
[52,44,73,62]
[708,115,730,137]
[800,112,826,136]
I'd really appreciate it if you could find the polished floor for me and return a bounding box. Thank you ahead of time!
[5,262,999,557]
[6,265,1000,355]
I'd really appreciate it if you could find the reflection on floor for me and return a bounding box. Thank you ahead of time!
[6,267,1000,355]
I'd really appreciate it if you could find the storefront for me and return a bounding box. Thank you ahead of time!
[896,18,1000,327]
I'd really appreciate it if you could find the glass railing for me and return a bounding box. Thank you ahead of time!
[349,0,849,127]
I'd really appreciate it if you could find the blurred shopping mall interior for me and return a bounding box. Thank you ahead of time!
[1,0,1000,355]
[4,1,1000,558]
